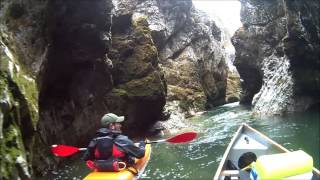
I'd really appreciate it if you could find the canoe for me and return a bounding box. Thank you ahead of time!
[214,123,320,180]
[84,144,151,180]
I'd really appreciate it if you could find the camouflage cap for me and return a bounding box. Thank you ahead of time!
[101,113,125,126]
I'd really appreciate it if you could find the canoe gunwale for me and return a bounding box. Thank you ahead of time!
[213,123,320,180]
[213,124,244,180]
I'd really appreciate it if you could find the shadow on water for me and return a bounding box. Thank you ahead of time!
[44,102,319,179]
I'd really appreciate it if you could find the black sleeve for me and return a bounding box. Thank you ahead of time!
[114,135,146,159]
[82,139,97,161]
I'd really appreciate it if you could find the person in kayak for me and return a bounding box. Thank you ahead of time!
[83,113,146,172]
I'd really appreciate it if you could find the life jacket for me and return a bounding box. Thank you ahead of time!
[88,128,127,171]
[95,137,126,159]
[93,129,126,159]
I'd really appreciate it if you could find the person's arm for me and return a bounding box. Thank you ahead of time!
[82,139,97,161]
[114,135,145,159]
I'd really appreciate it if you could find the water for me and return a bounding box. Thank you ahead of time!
[45,102,320,179]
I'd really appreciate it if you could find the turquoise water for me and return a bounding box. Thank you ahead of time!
[45,103,320,179]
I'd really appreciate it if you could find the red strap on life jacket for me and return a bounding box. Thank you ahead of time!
[86,160,95,170]
[94,148,100,158]
[112,144,125,158]
[113,161,118,171]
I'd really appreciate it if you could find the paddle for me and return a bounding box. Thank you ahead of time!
[51,132,197,157]
[51,144,87,157]
[148,132,197,144]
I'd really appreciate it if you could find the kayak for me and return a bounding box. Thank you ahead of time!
[213,123,320,180]
[84,144,151,180]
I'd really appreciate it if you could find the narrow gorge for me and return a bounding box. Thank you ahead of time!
[0,0,230,178]
[0,0,318,179]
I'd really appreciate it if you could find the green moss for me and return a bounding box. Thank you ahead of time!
[0,72,13,112]
[111,88,128,97]
[12,73,39,125]
[178,100,189,111]
[0,73,7,94]
[170,85,193,98]
[135,44,157,63]
[168,85,205,111]
[109,14,167,119]
[132,16,148,29]
[0,50,37,179]
[178,95,205,112]
[132,16,152,44]
[1,49,39,125]
[0,53,10,72]
[226,71,241,102]
[115,71,165,98]
[0,123,25,180]
[4,124,23,151]
[111,15,159,83]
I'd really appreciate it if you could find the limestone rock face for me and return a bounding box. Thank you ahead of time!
[232,0,320,115]
[106,17,166,137]
[126,0,228,116]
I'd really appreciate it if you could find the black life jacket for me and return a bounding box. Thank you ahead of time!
[93,128,125,160]
[85,128,144,172]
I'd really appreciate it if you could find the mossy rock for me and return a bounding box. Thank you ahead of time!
[111,88,128,97]
[168,85,194,99]
[132,17,152,45]
[132,16,149,33]
[163,59,207,112]
[111,17,160,84]
[1,49,38,125]
[0,79,29,179]
[134,44,158,63]
[115,71,166,98]
[168,85,205,111]
[226,71,241,103]
[108,14,166,135]
[0,49,38,179]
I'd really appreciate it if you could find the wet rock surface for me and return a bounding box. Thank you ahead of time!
[0,47,37,179]
[232,0,320,115]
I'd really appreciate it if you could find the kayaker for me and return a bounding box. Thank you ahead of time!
[83,113,146,172]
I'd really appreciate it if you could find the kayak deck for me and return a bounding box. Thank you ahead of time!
[84,144,151,180]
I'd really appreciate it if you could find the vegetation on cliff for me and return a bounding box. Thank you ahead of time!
[0,48,38,179]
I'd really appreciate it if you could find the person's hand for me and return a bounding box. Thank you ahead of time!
[139,140,146,147]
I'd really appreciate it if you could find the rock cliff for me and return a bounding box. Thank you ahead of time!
[1,0,166,178]
[232,0,320,115]
[0,0,229,178]
[0,0,45,179]
[126,0,228,117]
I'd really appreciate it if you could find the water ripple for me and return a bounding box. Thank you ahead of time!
[44,104,319,180]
